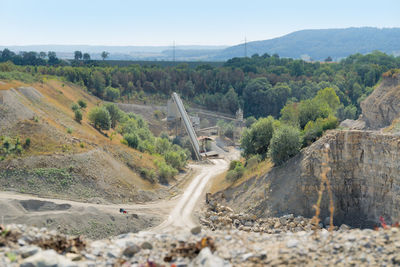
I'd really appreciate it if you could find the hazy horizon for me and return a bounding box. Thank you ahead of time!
[1,27,399,48]
[1,0,399,46]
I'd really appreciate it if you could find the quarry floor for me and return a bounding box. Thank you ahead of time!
[0,158,229,239]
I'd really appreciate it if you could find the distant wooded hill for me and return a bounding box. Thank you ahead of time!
[215,27,400,61]
[1,27,399,61]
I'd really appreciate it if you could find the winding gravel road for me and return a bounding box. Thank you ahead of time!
[0,159,229,235]
[152,159,228,232]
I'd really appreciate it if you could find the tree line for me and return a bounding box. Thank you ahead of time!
[1,49,399,120]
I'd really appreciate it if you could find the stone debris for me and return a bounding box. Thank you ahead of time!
[200,202,319,233]
[0,223,400,266]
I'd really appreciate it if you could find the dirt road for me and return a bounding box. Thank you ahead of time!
[152,159,228,232]
[0,158,229,237]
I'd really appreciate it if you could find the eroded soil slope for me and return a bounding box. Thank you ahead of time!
[0,79,169,203]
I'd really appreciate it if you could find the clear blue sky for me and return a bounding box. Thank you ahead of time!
[1,0,399,46]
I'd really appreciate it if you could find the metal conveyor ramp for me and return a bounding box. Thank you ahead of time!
[171,92,201,160]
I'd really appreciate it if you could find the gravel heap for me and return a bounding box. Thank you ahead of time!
[199,202,326,233]
[2,222,400,266]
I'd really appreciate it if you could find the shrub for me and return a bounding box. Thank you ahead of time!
[159,131,169,140]
[226,170,238,182]
[302,115,338,146]
[156,160,178,183]
[74,109,82,123]
[229,160,241,171]
[337,104,357,121]
[88,106,111,130]
[241,116,275,159]
[246,154,261,169]
[234,163,245,177]
[139,167,156,183]
[298,99,330,129]
[124,133,139,149]
[226,167,245,182]
[245,116,256,128]
[155,137,171,155]
[2,137,11,151]
[164,150,185,170]
[226,161,245,182]
[268,125,302,166]
[153,110,163,119]
[24,138,31,149]
[71,103,79,112]
[217,120,235,138]
[66,128,73,134]
[105,86,120,101]
[14,144,23,154]
[77,99,87,109]
[103,103,122,128]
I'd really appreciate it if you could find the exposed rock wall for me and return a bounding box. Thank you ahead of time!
[361,74,400,129]
[218,130,400,228]
[218,73,400,227]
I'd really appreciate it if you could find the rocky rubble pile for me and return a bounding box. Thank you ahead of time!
[1,223,400,266]
[0,224,229,267]
[199,202,324,233]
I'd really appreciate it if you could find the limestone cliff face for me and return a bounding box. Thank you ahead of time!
[218,130,400,227]
[218,73,400,227]
[301,130,400,227]
[361,73,400,129]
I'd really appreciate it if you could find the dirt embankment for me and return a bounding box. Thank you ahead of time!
[0,80,180,203]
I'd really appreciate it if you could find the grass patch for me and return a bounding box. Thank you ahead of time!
[0,71,36,83]
[210,159,273,194]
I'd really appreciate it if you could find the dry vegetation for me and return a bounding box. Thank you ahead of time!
[0,78,175,202]
[210,159,273,194]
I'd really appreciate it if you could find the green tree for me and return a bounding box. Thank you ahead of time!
[222,87,239,114]
[243,77,272,118]
[74,109,82,123]
[47,51,59,65]
[155,137,171,155]
[105,86,120,101]
[164,151,185,170]
[74,51,82,61]
[71,103,79,112]
[157,161,178,182]
[241,116,275,159]
[101,51,109,60]
[302,115,338,146]
[39,52,47,59]
[280,102,299,127]
[77,99,87,109]
[88,106,111,130]
[298,99,330,129]
[268,125,301,166]
[103,103,122,128]
[337,104,357,120]
[83,53,91,61]
[245,116,256,128]
[91,71,106,97]
[314,87,340,111]
[124,133,139,149]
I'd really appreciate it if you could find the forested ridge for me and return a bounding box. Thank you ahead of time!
[216,27,400,61]
[1,48,400,121]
